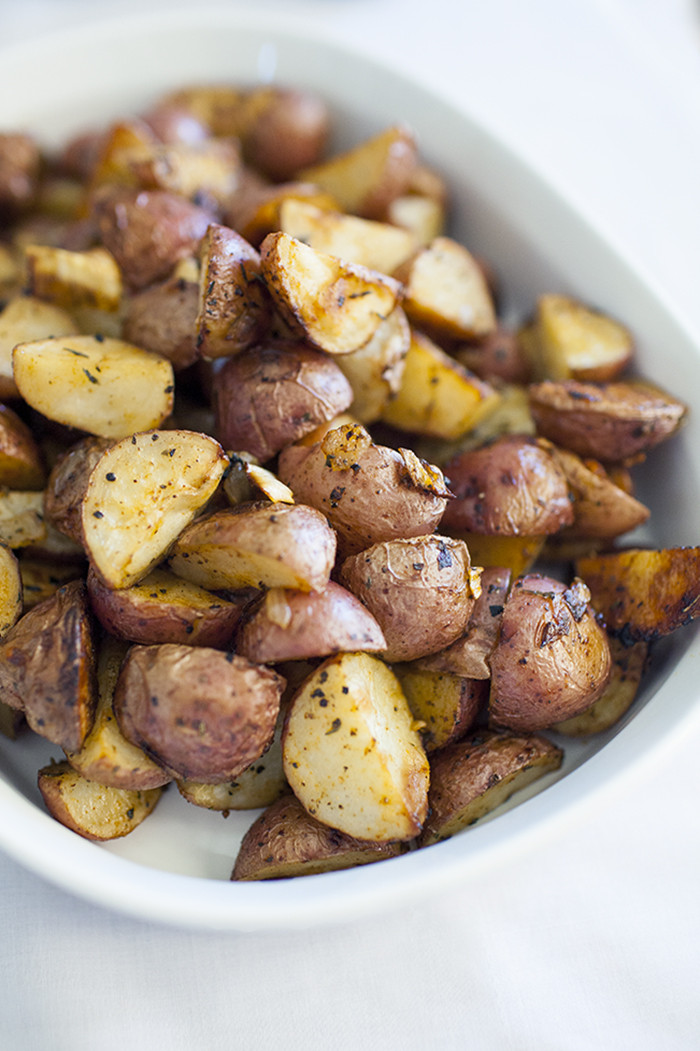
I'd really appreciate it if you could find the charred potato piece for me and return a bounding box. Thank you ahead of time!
[0,541,22,635]
[260,232,403,356]
[277,422,449,557]
[552,636,648,735]
[0,294,77,400]
[235,581,386,664]
[282,652,429,841]
[420,729,563,846]
[65,634,171,789]
[38,760,162,841]
[0,133,40,212]
[81,429,227,589]
[333,307,409,424]
[196,223,269,360]
[489,574,612,731]
[87,565,245,648]
[114,643,284,783]
[44,435,114,544]
[550,445,650,539]
[232,793,401,881]
[299,124,418,220]
[0,489,46,548]
[215,342,353,462]
[528,380,687,463]
[24,244,123,313]
[533,293,634,381]
[122,258,200,370]
[393,665,485,752]
[0,579,97,749]
[380,327,500,440]
[339,535,480,663]
[0,404,45,489]
[168,502,336,593]
[575,546,700,641]
[13,335,174,438]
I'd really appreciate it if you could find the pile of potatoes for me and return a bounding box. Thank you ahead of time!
[0,82,698,881]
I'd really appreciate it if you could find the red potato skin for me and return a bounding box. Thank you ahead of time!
[243,90,331,182]
[122,272,200,370]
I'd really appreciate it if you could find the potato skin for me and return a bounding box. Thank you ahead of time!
[243,89,330,181]
[489,574,612,731]
[339,535,478,662]
[122,269,200,370]
[113,643,285,782]
[45,435,114,544]
[215,342,353,462]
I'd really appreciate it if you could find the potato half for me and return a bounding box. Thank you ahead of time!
[0,541,22,636]
[38,760,162,841]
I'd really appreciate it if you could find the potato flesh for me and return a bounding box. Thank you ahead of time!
[38,760,162,841]
[534,293,633,381]
[0,489,45,548]
[81,430,227,589]
[0,541,22,636]
[0,295,77,398]
[282,652,429,842]
[13,335,174,438]
[0,404,45,490]
[334,307,409,424]
[24,244,123,312]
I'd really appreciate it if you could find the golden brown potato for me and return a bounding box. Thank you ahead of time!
[575,546,700,641]
[86,117,157,194]
[394,237,496,341]
[243,88,330,180]
[227,180,338,247]
[81,430,227,589]
[282,652,429,841]
[13,334,175,439]
[235,581,386,664]
[333,307,409,424]
[221,455,295,507]
[24,244,123,313]
[339,535,480,662]
[44,435,114,544]
[299,124,418,220]
[0,488,46,549]
[386,193,445,245]
[532,293,634,381]
[214,342,353,462]
[528,380,687,463]
[0,404,45,490]
[0,579,97,749]
[126,137,242,212]
[0,133,40,212]
[489,574,612,731]
[38,759,162,841]
[277,422,449,557]
[64,634,172,789]
[420,729,563,846]
[113,643,285,783]
[550,445,650,539]
[19,557,83,609]
[232,793,402,880]
[168,502,336,593]
[393,664,485,752]
[122,259,200,370]
[195,223,269,360]
[0,541,22,636]
[441,435,574,537]
[0,294,77,400]
[260,232,403,356]
[94,187,213,289]
[87,565,246,648]
[552,636,648,735]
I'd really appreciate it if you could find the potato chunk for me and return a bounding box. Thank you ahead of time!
[533,293,634,381]
[38,760,162,841]
[196,223,268,360]
[0,404,45,490]
[13,335,175,438]
[283,652,429,842]
[0,541,22,636]
[81,430,227,589]
[24,244,123,313]
[0,294,77,400]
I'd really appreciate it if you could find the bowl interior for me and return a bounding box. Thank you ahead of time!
[0,10,698,930]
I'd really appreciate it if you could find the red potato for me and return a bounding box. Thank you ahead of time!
[393,664,486,752]
[196,223,269,360]
[44,435,114,545]
[243,88,331,181]
[122,261,200,370]
[38,760,163,841]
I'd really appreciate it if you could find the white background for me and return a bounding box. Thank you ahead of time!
[1,2,700,1048]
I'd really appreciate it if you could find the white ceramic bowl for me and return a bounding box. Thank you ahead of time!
[0,10,699,932]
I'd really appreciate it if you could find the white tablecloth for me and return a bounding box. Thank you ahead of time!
[2,2,700,1048]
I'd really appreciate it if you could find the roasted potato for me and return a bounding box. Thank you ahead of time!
[38,759,162,841]
[0,404,45,490]
[393,664,486,752]
[122,257,200,370]
[18,557,83,609]
[0,132,40,212]
[0,540,22,635]
[332,307,410,424]
[195,223,269,360]
[44,435,114,544]
[24,244,123,314]
[241,88,330,180]
[552,636,648,736]
[0,488,46,549]
[550,445,650,540]
[0,294,77,400]
[531,293,634,381]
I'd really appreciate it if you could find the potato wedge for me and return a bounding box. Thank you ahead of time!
[333,306,409,424]
[420,729,563,846]
[0,404,45,490]
[114,643,285,783]
[168,502,336,593]
[575,546,700,641]
[339,535,480,663]
[393,665,485,752]
[552,636,648,735]
[532,293,634,381]
[0,541,22,635]
[260,232,402,356]
[232,793,402,880]
[0,489,46,548]
[380,328,500,440]
[228,180,338,247]
[550,445,650,539]
[0,294,77,400]
[81,429,227,589]
[44,435,114,544]
[282,652,429,841]
[13,335,174,439]
[386,193,445,245]
[444,533,545,580]
[0,579,97,750]
[196,223,269,360]
[38,759,162,841]
[235,581,386,664]
[126,137,241,211]
[24,244,123,313]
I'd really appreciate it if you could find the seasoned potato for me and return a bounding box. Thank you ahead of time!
[260,232,403,356]
[0,489,46,548]
[228,180,338,247]
[81,429,227,589]
[420,729,563,846]
[0,579,97,750]
[235,581,386,664]
[0,541,22,636]
[24,244,123,313]
[122,259,200,370]
[0,294,77,400]
[393,665,486,752]
[221,455,295,507]
[195,223,269,360]
[126,137,241,212]
[528,380,687,462]
[44,435,114,544]
[214,342,353,462]
[282,652,429,841]
[339,535,480,662]
[0,404,45,489]
[380,328,500,440]
[575,546,700,641]
[277,422,449,556]
[38,759,162,841]
[489,574,612,731]
[532,293,634,381]
[552,636,648,735]
[87,565,246,648]
[13,335,175,438]
[114,643,285,783]
[232,793,402,880]
[168,502,336,593]
[550,445,650,539]
[65,634,172,789]
[333,307,409,424]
